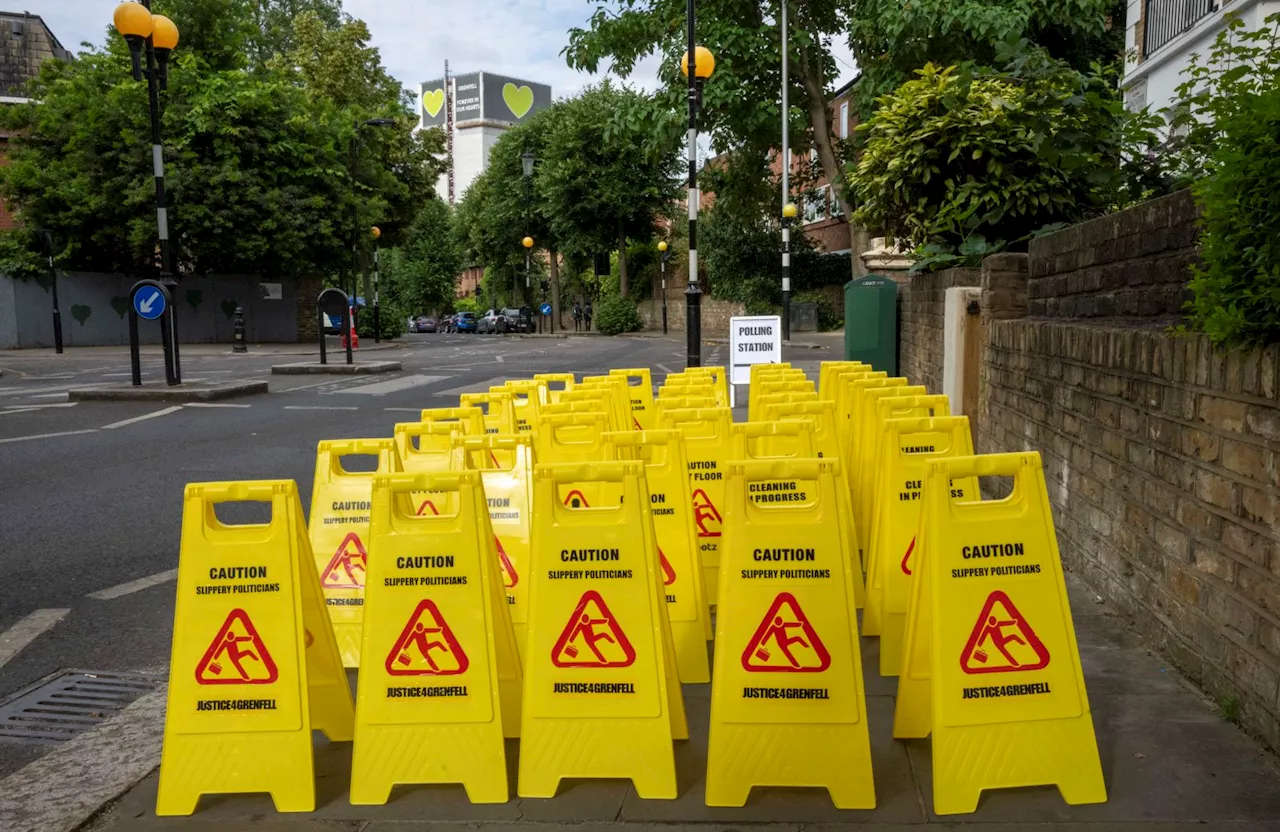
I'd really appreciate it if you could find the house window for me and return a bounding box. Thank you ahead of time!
[839,102,849,139]
[1142,0,1215,58]
[830,191,844,218]
[803,187,827,224]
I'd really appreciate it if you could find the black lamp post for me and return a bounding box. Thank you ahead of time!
[681,27,715,368]
[521,150,535,311]
[350,117,395,328]
[658,240,670,335]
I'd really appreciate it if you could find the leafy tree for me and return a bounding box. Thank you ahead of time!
[382,198,464,315]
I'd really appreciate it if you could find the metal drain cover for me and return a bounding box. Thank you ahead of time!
[0,669,162,745]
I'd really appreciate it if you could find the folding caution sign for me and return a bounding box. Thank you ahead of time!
[838,374,902,551]
[920,452,1105,814]
[158,480,354,815]
[560,384,628,432]
[454,432,536,661]
[536,411,619,507]
[519,460,686,799]
[676,365,730,405]
[609,367,657,429]
[817,360,867,400]
[603,429,712,683]
[533,372,576,404]
[659,406,733,605]
[460,391,518,467]
[308,438,401,667]
[863,415,973,654]
[655,394,719,416]
[500,378,547,434]
[706,459,874,809]
[853,385,927,546]
[350,470,521,805]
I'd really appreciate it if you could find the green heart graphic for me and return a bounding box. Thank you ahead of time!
[422,88,445,118]
[502,83,534,119]
[70,304,91,326]
[186,289,203,311]
[220,299,238,319]
[110,296,130,319]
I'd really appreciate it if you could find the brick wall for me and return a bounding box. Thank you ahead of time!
[637,295,745,338]
[898,266,981,395]
[899,192,1280,752]
[294,274,323,343]
[1027,189,1198,321]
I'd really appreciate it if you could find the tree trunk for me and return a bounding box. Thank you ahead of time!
[550,248,562,331]
[617,222,629,298]
[794,39,868,277]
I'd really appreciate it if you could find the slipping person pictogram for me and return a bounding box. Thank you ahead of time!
[385,600,469,676]
[551,590,636,667]
[960,590,1050,674]
[691,488,722,537]
[320,532,368,589]
[195,609,278,684]
[741,593,831,672]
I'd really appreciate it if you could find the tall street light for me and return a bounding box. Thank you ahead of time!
[351,117,396,327]
[370,225,382,342]
[522,235,534,320]
[780,0,792,342]
[681,37,715,368]
[114,0,181,382]
[521,149,536,312]
[782,201,797,339]
[658,240,670,335]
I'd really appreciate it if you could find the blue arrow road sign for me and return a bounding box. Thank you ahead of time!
[133,286,166,321]
[540,302,552,316]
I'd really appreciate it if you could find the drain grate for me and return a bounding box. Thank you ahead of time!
[0,669,162,745]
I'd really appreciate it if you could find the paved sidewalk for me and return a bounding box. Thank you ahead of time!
[80,575,1280,831]
[2,339,405,359]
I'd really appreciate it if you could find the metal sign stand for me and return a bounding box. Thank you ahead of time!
[318,288,353,366]
[128,279,178,387]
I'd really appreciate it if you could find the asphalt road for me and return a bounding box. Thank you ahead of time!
[0,330,836,778]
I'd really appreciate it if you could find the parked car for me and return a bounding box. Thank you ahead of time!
[454,311,478,333]
[477,309,504,334]
[500,307,530,333]
[408,315,433,333]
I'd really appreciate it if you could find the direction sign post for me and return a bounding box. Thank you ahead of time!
[317,288,353,366]
[128,279,177,387]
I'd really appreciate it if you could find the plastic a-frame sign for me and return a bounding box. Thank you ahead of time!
[500,378,547,434]
[603,429,712,683]
[609,367,657,430]
[908,452,1105,814]
[537,411,621,507]
[864,417,975,678]
[852,383,924,553]
[519,460,686,799]
[706,458,874,808]
[460,390,518,466]
[308,438,401,668]
[817,361,867,400]
[765,400,866,609]
[838,375,903,551]
[659,406,732,605]
[670,365,730,406]
[409,406,489,467]
[157,480,354,815]
[455,432,536,661]
[533,372,576,404]
[350,470,521,805]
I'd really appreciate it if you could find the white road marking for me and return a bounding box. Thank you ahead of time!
[284,405,359,411]
[0,429,98,444]
[1,402,77,413]
[278,377,350,393]
[332,374,447,396]
[87,569,178,600]
[27,391,78,399]
[495,355,505,363]
[430,377,507,398]
[184,402,251,408]
[656,363,674,374]
[384,407,424,412]
[101,405,184,430]
[0,608,70,669]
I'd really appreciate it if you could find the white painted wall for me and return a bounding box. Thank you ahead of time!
[942,287,980,415]
[1122,0,1280,123]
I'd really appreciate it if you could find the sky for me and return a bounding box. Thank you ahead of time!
[41,0,858,103]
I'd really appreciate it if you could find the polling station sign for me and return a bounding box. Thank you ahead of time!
[729,316,782,385]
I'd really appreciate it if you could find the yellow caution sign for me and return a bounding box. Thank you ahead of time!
[578,375,635,433]
[308,439,401,667]
[863,416,975,672]
[519,461,685,799]
[158,480,354,815]
[837,375,904,551]
[679,365,730,405]
[764,400,866,608]
[610,367,657,429]
[831,370,886,454]
[461,390,517,435]
[561,386,626,431]
[853,384,926,546]
[754,391,819,419]
[500,379,547,434]
[818,361,867,399]
[604,429,712,683]
[706,459,874,808]
[655,394,719,415]
[658,406,733,604]
[350,470,519,804]
[917,453,1106,814]
[455,433,536,661]
[534,372,576,403]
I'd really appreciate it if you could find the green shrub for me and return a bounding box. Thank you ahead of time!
[452,296,480,314]
[851,45,1155,269]
[794,291,843,331]
[594,294,643,335]
[356,302,405,340]
[1171,13,1280,347]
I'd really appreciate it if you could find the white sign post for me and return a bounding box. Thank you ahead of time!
[729,314,782,408]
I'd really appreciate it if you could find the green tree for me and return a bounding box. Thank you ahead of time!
[383,198,463,315]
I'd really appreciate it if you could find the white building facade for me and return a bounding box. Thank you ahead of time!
[1122,0,1280,120]
[418,71,552,204]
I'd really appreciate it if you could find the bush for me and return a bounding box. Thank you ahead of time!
[594,294,643,335]
[356,303,406,340]
[1171,13,1280,347]
[851,45,1155,270]
[794,290,843,331]
[452,296,480,314]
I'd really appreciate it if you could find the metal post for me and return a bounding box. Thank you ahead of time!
[232,305,246,353]
[781,0,791,343]
[142,1,179,383]
[343,305,354,365]
[684,0,701,367]
[43,232,63,354]
[129,309,141,386]
[160,307,177,386]
[372,243,380,343]
[661,257,668,335]
[318,307,327,365]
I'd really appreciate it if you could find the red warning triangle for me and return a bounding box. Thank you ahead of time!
[741,592,830,673]
[551,590,636,668]
[691,488,722,537]
[496,535,518,588]
[901,536,915,575]
[659,548,676,586]
[320,532,367,589]
[960,591,1050,675]
[416,499,440,516]
[632,416,644,430]
[385,599,469,676]
[564,489,590,508]
[195,609,278,685]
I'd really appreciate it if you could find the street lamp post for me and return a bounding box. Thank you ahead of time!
[350,117,395,331]
[658,240,670,335]
[521,150,535,314]
[370,225,381,342]
[681,36,715,368]
[781,0,792,342]
[782,201,797,341]
[113,0,181,383]
[522,236,534,323]
[40,230,63,354]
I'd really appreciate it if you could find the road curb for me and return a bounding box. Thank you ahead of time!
[270,361,402,375]
[69,381,269,402]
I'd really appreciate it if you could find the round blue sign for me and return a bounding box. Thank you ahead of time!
[133,285,167,321]
[539,302,552,316]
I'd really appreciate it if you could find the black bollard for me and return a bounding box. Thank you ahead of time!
[232,306,247,353]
